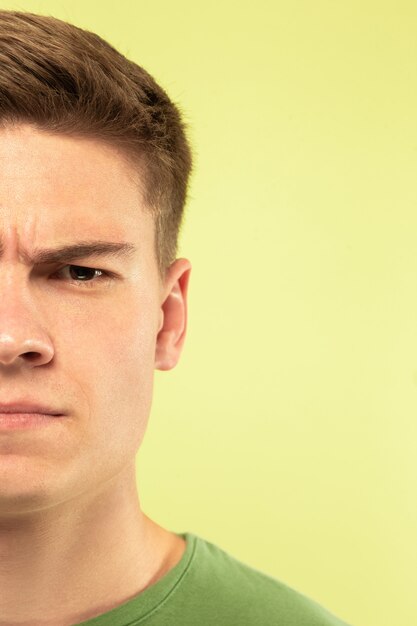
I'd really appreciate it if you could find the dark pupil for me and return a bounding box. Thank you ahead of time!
[70,266,96,281]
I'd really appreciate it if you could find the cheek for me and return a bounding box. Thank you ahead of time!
[58,299,157,448]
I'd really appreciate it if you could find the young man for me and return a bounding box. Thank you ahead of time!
[0,10,351,626]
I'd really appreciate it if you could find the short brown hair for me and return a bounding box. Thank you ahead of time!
[0,10,192,279]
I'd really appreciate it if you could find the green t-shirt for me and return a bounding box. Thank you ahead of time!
[76,532,352,626]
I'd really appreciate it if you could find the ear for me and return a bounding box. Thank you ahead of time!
[155,258,192,371]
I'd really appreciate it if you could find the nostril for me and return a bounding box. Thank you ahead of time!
[0,341,54,367]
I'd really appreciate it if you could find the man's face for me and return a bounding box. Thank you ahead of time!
[0,123,189,516]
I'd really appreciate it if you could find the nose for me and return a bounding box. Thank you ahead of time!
[0,280,54,369]
[0,334,54,367]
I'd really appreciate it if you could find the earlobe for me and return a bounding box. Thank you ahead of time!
[154,258,191,371]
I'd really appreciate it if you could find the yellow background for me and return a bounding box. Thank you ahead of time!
[2,2,416,625]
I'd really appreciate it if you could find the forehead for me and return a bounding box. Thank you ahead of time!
[0,123,151,245]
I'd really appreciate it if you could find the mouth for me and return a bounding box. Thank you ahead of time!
[0,412,65,431]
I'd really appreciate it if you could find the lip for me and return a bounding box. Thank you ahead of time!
[0,402,65,432]
[0,401,64,415]
[0,414,64,431]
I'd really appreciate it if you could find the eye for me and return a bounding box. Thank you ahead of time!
[51,264,113,288]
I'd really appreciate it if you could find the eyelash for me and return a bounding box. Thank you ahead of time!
[51,264,114,288]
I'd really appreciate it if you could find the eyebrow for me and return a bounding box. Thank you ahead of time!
[0,240,137,266]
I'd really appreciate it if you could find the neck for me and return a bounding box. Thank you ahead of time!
[0,464,185,626]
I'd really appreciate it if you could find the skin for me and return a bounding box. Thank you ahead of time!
[0,123,191,626]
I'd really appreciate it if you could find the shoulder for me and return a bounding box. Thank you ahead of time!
[179,534,352,626]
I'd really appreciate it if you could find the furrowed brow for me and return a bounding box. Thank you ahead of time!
[7,240,137,266]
